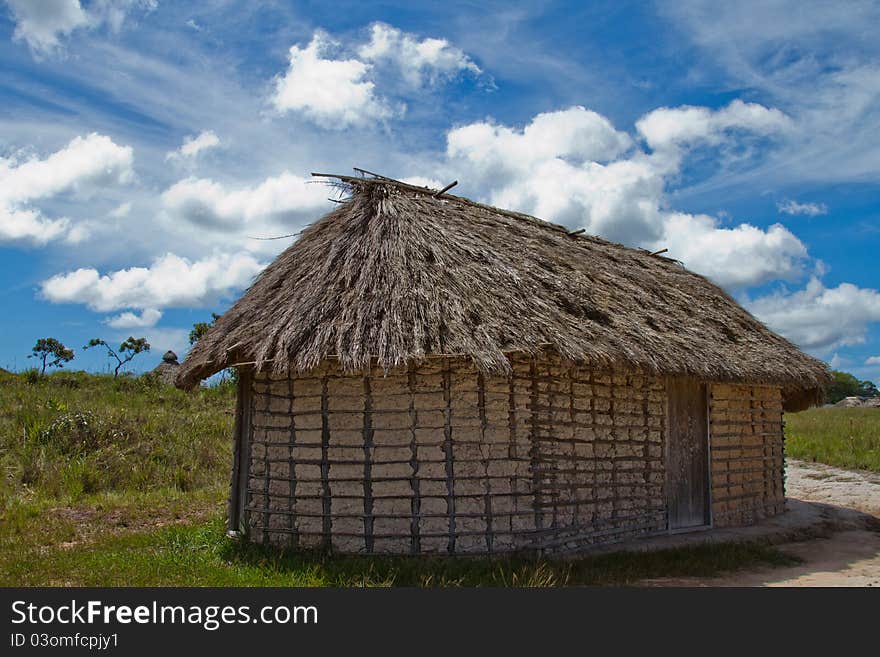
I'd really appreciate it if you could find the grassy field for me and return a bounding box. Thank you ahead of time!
[10,370,869,586]
[1,513,799,586]
[0,369,235,585]
[0,368,235,501]
[785,406,880,472]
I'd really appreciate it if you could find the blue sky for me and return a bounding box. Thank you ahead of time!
[1,0,879,381]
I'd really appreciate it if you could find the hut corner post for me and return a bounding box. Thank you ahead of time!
[228,369,253,536]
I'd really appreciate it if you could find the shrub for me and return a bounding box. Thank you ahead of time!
[38,411,129,455]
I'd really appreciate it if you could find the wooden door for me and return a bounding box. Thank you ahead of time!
[666,379,710,530]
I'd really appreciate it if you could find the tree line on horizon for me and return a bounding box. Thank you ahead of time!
[21,314,226,380]
[825,370,879,404]
[28,336,151,377]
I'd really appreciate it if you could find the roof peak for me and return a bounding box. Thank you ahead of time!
[311,169,459,199]
[311,170,678,262]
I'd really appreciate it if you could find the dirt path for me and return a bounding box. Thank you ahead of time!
[786,459,880,518]
[643,459,880,587]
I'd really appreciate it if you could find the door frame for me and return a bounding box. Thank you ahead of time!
[228,369,253,536]
[664,378,714,534]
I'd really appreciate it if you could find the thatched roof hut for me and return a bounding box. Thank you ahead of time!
[177,175,828,555]
[151,350,180,385]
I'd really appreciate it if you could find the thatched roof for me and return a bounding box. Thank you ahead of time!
[151,354,180,386]
[177,175,829,408]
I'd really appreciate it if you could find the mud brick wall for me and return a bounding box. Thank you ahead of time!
[242,356,667,555]
[708,384,785,527]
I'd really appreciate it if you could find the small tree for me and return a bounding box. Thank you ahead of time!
[859,379,879,398]
[29,338,75,375]
[190,313,236,384]
[85,336,151,377]
[189,312,221,346]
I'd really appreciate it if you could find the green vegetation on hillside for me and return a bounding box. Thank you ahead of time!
[0,369,235,503]
[785,407,880,471]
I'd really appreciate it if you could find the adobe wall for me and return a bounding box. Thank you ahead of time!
[708,384,785,527]
[243,356,667,554]
[240,360,787,554]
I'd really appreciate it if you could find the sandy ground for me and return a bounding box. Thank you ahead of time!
[786,459,880,518]
[642,459,880,587]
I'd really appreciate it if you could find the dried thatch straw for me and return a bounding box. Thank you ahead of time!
[177,175,829,406]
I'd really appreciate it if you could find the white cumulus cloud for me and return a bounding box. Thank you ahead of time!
[41,251,266,312]
[160,172,330,249]
[661,214,807,289]
[448,106,632,169]
[358,22,481,87]
[865,356,880,366]
[5,0,156,56]
[746,277,880,352]
[105,307,162,328]
[636,99,791,154]
[271,32,397,128]
[5,0,89,55]
[166,130,220,160]
[0,133,133,245]
[270,24,483,127]
[777,199,828,216]
[445,103,806,287]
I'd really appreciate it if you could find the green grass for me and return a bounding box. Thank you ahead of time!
[0,370,810,586]
[0,512,800,587]
[0,368,235,505]
[785,407,880,472]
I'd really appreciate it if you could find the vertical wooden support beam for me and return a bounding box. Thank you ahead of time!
[442,358,456,554]
[609,374,618,523]
[588,369,598,525]
[781,409,787,501]
[261,376,270,545]
[320,375,331,549]
[528,359,544,532]
[753,388,762,508]
[547,364,559,530]
[407,365,421,554]
[507,366,519,542]
[568,365,580,525]
[287,373,299,548]
[641,374,652,523]
[477,371,493,552]
[228,369,252,536]
[362,373,375,553]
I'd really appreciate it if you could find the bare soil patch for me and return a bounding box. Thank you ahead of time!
[640,459,880,586]
[45,499,219,551]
